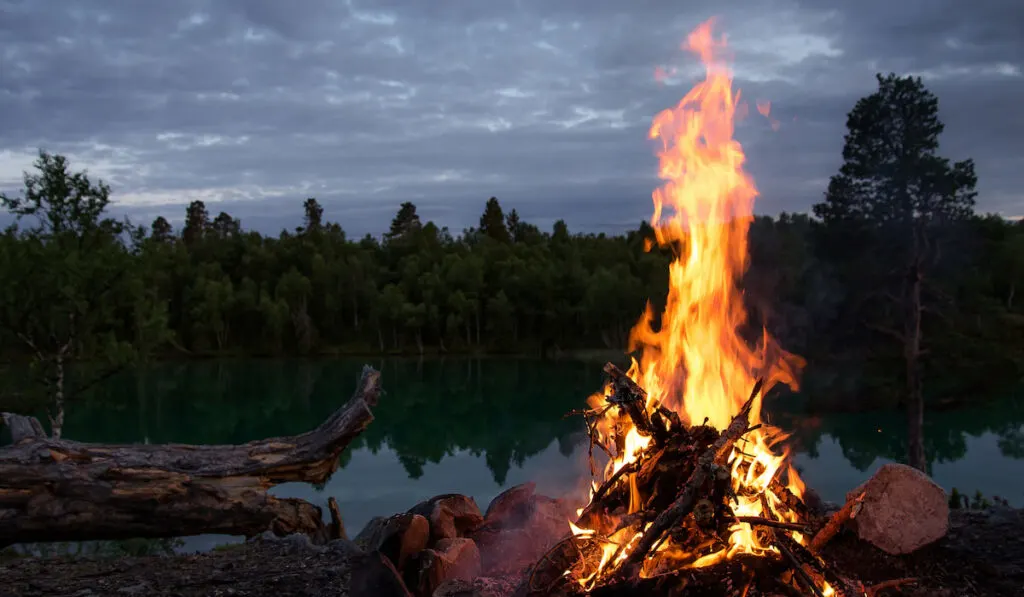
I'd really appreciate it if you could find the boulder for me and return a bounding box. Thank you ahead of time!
[409,494,484,543]
[409,538,481,596]
[470,490,573,576]
[483,483,536,527]
[846,463,950,555]
[354,513,431,570]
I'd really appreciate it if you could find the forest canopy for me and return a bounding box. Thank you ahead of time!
[0,74,1022,419]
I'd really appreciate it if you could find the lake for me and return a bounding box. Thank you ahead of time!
[9,357,1024,552]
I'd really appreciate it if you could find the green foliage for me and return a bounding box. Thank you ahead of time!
[948,487,1011,510]
[2,73,1023,419]
[0,151,170,434]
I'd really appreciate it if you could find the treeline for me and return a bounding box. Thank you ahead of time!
[0,73,1023,430]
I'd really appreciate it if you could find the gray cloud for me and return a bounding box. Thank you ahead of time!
[1,0,1021,237]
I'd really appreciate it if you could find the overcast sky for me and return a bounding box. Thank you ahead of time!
[1,0,1021,237]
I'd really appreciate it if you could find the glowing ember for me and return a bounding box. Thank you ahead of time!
[562,17,814,592]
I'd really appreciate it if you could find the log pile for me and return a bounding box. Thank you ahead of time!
[517,363,918,597]
[0,365,382,548]
[350,486,576,597]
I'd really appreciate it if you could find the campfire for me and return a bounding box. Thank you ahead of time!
[518,20,917,597]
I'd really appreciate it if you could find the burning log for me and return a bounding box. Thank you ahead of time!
[518,364,919,597]
[0,365,381,547]
[617,378,763,573]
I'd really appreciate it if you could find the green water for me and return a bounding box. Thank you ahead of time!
[6,358,1023,551]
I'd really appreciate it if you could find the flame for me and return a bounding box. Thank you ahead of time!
[567,17,811,588]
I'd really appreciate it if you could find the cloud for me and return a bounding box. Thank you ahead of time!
[1,0,1021,237]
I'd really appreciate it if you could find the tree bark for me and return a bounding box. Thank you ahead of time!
[904,260,926,472]
[0,365,382,547]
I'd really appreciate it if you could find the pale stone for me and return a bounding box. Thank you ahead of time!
[847,463,949,555]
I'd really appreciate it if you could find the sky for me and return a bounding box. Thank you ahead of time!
[1,0,1022,237]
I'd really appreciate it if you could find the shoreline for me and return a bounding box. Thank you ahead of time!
[2,506,1021,596]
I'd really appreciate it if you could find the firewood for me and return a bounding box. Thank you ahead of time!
[809,491,865,553]
[0,365,381,546]
[620,379,762,571]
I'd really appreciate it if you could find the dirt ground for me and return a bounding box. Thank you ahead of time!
[1,507,1021,597]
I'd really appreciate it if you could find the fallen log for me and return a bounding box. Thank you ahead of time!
[0,365,381,547]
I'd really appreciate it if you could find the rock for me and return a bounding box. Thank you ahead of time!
[354,513,431,570]
[409,494,485,543]
[470,493,573,576]
[847,463,950,555]
[280,532,324,554]
[326,537,365,558]
[348,551,414,597]
[483,483,536,527]
[410,538,482,597]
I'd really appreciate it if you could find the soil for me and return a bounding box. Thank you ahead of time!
[1,507,1021,597]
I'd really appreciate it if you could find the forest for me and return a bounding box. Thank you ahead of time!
[0,73,1022,430]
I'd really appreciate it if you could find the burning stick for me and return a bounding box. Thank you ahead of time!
[809,491,865,553]
[602,362,681,442]
[620,379,763,572]
[774,538,827,597]
[730,516,810,533]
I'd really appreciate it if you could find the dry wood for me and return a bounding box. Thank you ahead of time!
[0,365,381,546]
[327,496,347,541]
[620,379,763,571]
[773,537,826,597]
[1,413,46,444]
[862,577,919,597]
[809,491,865,553]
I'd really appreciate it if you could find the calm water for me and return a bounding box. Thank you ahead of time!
[7,357,1024,551]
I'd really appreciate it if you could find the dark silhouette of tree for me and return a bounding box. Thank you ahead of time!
[505,208,522,243]
[150,217,174,243]
[813,73,978,472]
[385,201,422,242]
[302,198,324,234]
[480,197,511,243]
[182,200,209,246]
[210,212,240,239]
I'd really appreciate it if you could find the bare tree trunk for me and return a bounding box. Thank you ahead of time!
[0,366,381,546]
[904,260,926,472]
[1008,281,1016,311]
[50,348,68,440]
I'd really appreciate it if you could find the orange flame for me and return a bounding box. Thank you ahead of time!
[569,18,808,586]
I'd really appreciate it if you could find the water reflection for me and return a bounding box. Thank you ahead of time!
[9,357,1023,549]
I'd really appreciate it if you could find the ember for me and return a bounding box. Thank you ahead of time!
[517,18,918,597]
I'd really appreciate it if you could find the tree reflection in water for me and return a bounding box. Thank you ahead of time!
[21,358,1024,487]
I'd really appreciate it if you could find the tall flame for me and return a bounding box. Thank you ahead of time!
[570,18,808,585]
[630,18,800,431]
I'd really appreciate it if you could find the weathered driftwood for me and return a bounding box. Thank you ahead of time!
[1,412,46,444]
[0,365,381,547]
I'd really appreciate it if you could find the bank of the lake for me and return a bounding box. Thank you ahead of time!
[2,357,1022,553]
